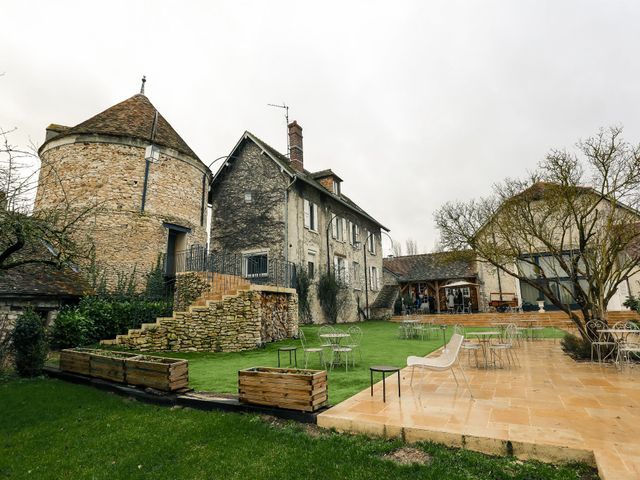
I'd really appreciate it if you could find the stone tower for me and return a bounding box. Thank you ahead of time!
[36,93,211,286]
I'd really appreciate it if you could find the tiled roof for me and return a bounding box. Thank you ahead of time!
[219,131,388,231]
[383,251,476,283]
[40,94,200,160]
[0,263,87,298]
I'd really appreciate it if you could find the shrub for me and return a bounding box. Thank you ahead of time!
[49,308,94,349]
[77,296,172,342]
[295,266,312,323]
[317,271,350,324]
[0,313,14,371]
[12,308,48,377]
[623,295,639,312]
[561,333,591,360]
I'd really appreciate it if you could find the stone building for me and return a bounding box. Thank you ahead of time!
[35,93,211,285]
[382,251,481,313]
[209,121,389,323]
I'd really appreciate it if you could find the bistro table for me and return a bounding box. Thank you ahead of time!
[597,328,639,365]
[470,331,500,369]
[320,332,351,370]
[370,365,401,402]
[319,332,350,346]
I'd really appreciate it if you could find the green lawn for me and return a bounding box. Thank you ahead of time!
[0,378,596,480]
[149,321,565,404]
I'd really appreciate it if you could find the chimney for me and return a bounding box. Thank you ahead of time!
[288,121,303,172]
[45,124,69,142]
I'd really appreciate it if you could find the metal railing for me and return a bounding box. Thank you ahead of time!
[172,245,297,289]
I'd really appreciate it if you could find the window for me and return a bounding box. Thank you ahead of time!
[332,181,340,195]
[351,222,359,245]
[517,252,586,309]
[307,250,316,278]
[244,253,268,277]
[244,191,252,203]
[367,232,376,254]
[333,255,346,282]
[332,214,345,241]
[353,261,360,288]
[303,199,318,232]
[370,266,379,290]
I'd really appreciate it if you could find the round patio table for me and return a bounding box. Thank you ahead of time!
[470,331,500,369]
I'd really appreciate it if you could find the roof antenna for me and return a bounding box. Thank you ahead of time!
[267,102,289,158]
[140,75,146,95]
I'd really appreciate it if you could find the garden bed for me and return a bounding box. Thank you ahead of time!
[89,350,141,383]
[238,367,327,412]
[59,348,105,376]
[126,355,189,391]
[59,349,189,391]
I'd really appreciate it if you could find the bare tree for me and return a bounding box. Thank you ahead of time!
[435,127,640,341]
[392,240,403,257]
[0,128,99,271]
[405,238,419,256]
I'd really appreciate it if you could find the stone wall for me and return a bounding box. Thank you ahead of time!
[104,285,298,353]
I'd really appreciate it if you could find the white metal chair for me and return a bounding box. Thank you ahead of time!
[345,325,363,366]
[299,329,325,368]
[613,321,640,367]
[407,333,473,398]
[318,325,335,349]
[454,324,481,368]
[586,319,615,363]
[489,323,519,368]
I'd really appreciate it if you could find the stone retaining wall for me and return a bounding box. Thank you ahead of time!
[103,285,298,353]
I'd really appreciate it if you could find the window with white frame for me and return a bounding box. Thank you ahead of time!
[370,266,379,290]
[351,222,359,245]
[303,199,318,232]
[332,215,345,241]
[333,255,346,282]
[244,252,268,277]
[332,181,340,195]
[367,232,376,254]
[352,261,361,288]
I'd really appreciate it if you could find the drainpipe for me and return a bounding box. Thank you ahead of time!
[283,175,297,264]
[140,111,159,213]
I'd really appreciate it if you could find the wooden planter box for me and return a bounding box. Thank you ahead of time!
[59,348,104,376]
[125,355,189,391]
[89,351,141,383]
[238,367,328,412]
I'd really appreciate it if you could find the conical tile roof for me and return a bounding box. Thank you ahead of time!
[42,94,199,160]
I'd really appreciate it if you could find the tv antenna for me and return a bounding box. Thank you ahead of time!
[267,102,289,158]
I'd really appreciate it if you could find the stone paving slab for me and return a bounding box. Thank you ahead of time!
[318,340,640,480]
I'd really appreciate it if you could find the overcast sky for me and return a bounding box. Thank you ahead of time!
[2,0,640,254]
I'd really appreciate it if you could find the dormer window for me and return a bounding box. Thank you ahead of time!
[332,180,340,195]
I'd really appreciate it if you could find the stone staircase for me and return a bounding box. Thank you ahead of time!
[102,273,254,349]
[371,285,400,310]
[189,272,252,307]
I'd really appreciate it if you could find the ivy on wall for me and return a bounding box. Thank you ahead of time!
[174,273,210,311]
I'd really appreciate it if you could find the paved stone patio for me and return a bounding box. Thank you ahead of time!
[318,339,640,480]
